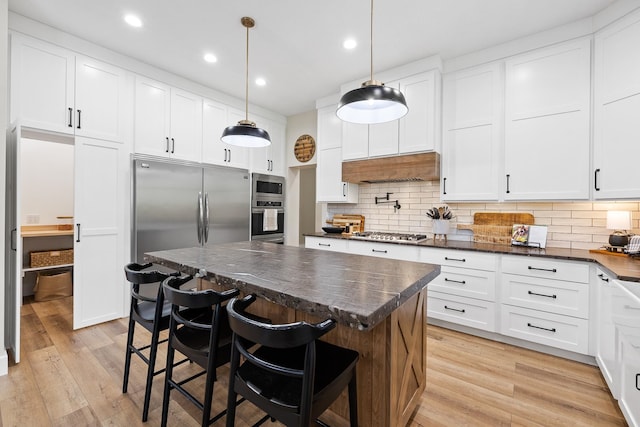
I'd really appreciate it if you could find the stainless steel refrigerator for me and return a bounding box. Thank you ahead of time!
[132,157,251,263]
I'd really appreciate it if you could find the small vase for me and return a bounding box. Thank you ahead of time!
[432,220,450,235]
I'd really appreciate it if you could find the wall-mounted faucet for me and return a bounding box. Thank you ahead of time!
[375,192,402,213]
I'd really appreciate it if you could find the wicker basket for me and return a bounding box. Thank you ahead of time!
[30,249,74,268]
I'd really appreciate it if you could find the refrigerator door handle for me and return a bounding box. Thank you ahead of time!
[197,192,203,244]
[203,192,210,243]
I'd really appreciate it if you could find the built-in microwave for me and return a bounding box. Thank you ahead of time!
[252,173,284,205]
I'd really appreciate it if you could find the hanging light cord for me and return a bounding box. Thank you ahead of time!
[245,22,250,122]
[370,0,374,82]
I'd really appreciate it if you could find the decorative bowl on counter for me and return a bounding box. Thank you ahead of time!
[322,226,345,234]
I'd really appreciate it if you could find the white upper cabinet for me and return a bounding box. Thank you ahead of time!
[341,71,441,161]
[250,116,285,176]
[316,105,359,203]
[441,63,502,201]
[10,34,128,142]
[134,76,202,162]
[593,11,640,199]
[504,38,591,200]
[399,70,440,154]
[202,101,249,168]
[342,122,369,160]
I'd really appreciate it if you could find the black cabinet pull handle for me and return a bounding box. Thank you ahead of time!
[528,290,557,299]
[372,249,388,254]
[11,228,16,251]
[171,138,175,153]
[165,137,170,153]
[318,243,331,247]
[506,174,511,193]
[594,168,601,191]
[597,273,609,282]
[76,109,82,129]
[443,177,447,195]
[527,322,556,333]
[76,224,81,243]
[68,107,73,127]
[228,149,231,162]
[224,148,227,162]
[444,305,465,313]
[636,373,639,391]
[343,183,347,197]
[445,256,466,262]
[528,266,557,273]
[444,277,466,284]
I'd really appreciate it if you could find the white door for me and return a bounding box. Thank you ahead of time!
[10,34,75,135]
[169,88,202,162]
[75,56,127,142]
[134,77,171,157]
[73,137,127,329]
[5,124,21,363]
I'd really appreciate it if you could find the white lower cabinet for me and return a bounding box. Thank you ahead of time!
[612,280,640,427]
[500,305,589,354]
[304,237,348,253]
[428,292,497,332]
[422,249,498,332]
[595,268,618,396]
[500,255,590,355]
[348,240,419,261]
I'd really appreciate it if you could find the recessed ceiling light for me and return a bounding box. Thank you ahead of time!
[343,38,357,50]
[255,77,266,86]
[204,53,218,63]
[124,14,143,28]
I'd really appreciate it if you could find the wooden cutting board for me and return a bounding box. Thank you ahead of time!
[326,214,365,233]
[457,212,534,244]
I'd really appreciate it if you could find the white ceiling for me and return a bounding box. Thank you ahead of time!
[9,0,616,117]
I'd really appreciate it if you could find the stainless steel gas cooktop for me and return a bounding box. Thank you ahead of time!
[350,231,428,244]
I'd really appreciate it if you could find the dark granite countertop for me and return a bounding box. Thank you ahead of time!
[306,232,640,283]
[145,241,440,330]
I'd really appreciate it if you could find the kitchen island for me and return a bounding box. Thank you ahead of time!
[145,241,440,427]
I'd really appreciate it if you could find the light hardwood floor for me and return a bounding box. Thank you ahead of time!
[0,296,627,426]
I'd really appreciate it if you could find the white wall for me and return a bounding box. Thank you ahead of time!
[20,139,74,225]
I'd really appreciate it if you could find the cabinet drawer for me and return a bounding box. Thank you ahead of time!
[501,273,589,319]
[502,255,589,283]
[427,291,497,332]
[305,237,348,253]
[420,248,497,271]
[429,266,496,301]
[348,240,419,261]
[500,305,589,354]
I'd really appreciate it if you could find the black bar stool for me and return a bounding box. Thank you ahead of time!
[160,276,240,427]
[225,294,360,427]
[122,262,187,422]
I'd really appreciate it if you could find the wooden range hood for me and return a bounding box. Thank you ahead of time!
[342,152,440,183]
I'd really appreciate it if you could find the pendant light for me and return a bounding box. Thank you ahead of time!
[336,0,408,124]
[221,16,271,148]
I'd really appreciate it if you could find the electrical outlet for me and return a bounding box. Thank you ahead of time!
[26,214,40,224]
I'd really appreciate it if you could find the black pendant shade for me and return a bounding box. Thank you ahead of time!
[337,81,408,124]
[221,120,271,148]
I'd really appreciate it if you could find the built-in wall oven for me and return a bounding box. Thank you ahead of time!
[251,173,285,243]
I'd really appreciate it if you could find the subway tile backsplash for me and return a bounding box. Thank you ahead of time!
[327,181,639,250]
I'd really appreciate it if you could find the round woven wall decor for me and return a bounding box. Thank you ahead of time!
[294,134,316,163]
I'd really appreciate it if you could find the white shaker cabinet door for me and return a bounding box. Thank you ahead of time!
[342,122,368,160]
[75,56,128,142]
[169,88,202,162]
[134,77,172,157]
[10,34,75,134]
[593,12,640,199]
[73,137,127,329]
[441,63,502,201]
[399,70,440,154]
[504,38,590,200]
